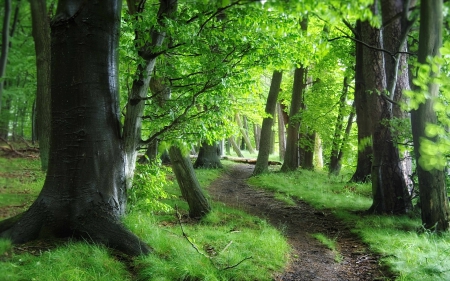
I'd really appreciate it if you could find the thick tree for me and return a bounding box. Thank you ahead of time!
[0,0,150,256]
[29,0,51,171]
[411,0,450,231]
[194,141,223,169]
[253,70,282,175]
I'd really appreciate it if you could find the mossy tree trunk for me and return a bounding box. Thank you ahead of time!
[169,146,211,218]
[253,70,282,176]
[0,0,150,256]
[411,0,450,231]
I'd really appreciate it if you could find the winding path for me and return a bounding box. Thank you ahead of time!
[208,163,392,281]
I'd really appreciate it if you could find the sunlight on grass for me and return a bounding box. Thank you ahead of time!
[248,167,450,280]
[0,241,131,281]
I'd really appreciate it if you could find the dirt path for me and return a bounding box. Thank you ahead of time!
[208,163,393,281]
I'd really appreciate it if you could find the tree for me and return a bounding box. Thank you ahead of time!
[253,70,282,175]
[281,66,306,172]
[0,0,150,256]
[0,0,11,114]
[29,0,51,171]
[410,0,450,231]
[169,146,211,218]
[194,141,223,169]
[122,0,177,189]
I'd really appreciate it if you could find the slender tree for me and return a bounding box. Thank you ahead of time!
[253,70,282,175]
[410,0,449,231]
[0,0,150,256]
[29,0,51,171]
[169,146,211,218]
[0,0,11,114]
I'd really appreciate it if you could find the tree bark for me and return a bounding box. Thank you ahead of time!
[194,141,223,168]
[253,70,282,176]
[235,112,255,154]
[0,0,11,114]
[30,0,51,171]
[277,102,286,161]
[329,77,349,175]
[411,0,449,231]
[169,146,211,218]
[229,136,244,157]
[350,20,373,183]
[122,0,178,189]
[362,3,411,214]
[281,67,305,172]
[0,0,150,256]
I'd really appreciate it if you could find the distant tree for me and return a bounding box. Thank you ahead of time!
[253,70,282,175]
[194,141,223,169]
[169,146,211,218]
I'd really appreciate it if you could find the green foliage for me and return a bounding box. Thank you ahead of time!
[128,162,174,213]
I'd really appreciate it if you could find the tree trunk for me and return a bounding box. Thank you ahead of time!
[228,136,244,157]
[194,141,223,168]
[329,77,349,175]
[122,0,177,190]
[330,102,355,176]
[30,0,51,171]
[361,4,411,214]
[350,20,373,183]
[277,102,286,161]
[253,70,282,175]
[281,66,306,172]
[169,146,211,218]
[0,0,150,256]
[253,123,261,150]
[0,0,11,114]
[301,131,315,170]
[411,0,449,231]
[235,112,255,154]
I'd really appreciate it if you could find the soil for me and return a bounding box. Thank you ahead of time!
[208,163,394,281]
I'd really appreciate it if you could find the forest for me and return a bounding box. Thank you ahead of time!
[1,0,450,280]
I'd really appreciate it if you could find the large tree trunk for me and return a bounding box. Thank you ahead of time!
[122,0,177,190]
[253,70,282,175]
[411,0,449,231]
[30,0,51,171]
[362,3,411,214]
[169,146,211,218]
[194,141,223,168]
[350,20,373,183]
[0,0,150,256]
[281,66,305,172]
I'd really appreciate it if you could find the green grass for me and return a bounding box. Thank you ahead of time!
[0,156,290,281]
[248,167,450,280]
[311,233,343,263]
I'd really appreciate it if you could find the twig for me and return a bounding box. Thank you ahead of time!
[221,256,253,270]
[0,137,25,157]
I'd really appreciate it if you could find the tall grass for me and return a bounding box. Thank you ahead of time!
[249,167,450,280]
[0,157,290,280]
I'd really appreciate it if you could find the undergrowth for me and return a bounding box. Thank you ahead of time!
[0,156,289,281]
[249,167,450,280]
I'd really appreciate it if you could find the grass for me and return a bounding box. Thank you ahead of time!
[249,166,450,280]
[0,156,290,281]
[311,233,343,263]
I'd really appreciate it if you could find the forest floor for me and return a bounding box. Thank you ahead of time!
[208,163,394,281]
